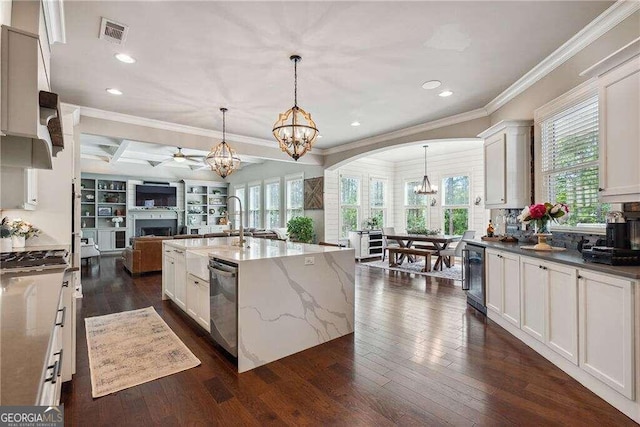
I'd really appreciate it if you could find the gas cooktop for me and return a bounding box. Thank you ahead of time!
[0,250,69,273]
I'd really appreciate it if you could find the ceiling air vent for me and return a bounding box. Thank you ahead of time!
[99,17,128,44]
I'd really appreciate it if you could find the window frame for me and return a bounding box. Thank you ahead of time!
[247,181,262,229]
[403,179,428,231]
[264,177,282,229]
[339,174,361,239]
[441,174,470,235]
[369,176,387,228]
[285,173,304,224]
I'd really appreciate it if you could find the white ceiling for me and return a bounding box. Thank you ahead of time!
[52,1,612,149]
[366,139,484,163]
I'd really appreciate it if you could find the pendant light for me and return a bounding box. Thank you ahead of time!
[205,108,241,179]
[414,145,438,195]
[272,55,319,161]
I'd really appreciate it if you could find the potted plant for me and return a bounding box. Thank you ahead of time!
[7,218,40,248]
[0,218,12,252]
[287,216,314,243]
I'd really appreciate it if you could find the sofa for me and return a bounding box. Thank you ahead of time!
[122,234,203,275]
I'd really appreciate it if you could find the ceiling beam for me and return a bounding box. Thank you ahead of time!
[109,139,130,163]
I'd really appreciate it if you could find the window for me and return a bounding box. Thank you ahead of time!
[404,180,427,232]
[233,185,246,228]
[340,176,360,238]
[370,178,387,227]
[442,175,469,235]
[248,183,261,228]
[541,95,609,227]
[265,179,281,229]
[285,174,304,223]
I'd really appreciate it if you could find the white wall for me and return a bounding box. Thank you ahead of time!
[325,142,487,241]
[324,157,395,242]
[393,143,487,235]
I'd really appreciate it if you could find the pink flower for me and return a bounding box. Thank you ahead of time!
[529,204,547,220]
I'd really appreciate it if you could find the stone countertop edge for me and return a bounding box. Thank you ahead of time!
[0,244,71,254]
[464,239,640,280]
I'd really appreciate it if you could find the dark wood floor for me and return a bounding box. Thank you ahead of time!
[62,256,634,426]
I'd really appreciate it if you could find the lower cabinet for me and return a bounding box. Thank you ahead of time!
[578,270,634,399]
[485,249,520,326]
[162,250,175,300]
[173,249,187,310]
[520,257,546,342]
[187,273,210,332]
[97,229,127,251]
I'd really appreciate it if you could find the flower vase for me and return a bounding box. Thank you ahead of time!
[533,219,552,250]
[0,237,12,252]
[12,235,26,249]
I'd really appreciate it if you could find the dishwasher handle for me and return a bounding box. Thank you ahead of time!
[208,265,237,278]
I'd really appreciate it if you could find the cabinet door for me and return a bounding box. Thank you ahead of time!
[520,257,546,342]
[502,253,521,327]
[114,231,126,249]
[546,262,578,364]
[163,253,175,300]
[485,250,503,314]
[598,57,640,202]
[173,250,187,310]
[484,133,506,205]
[579,270,634,399]
[97,230,112,251]
[197,280,211,332]
[186,274,199,320]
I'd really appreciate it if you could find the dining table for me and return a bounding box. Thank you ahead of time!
[384,233,461,270]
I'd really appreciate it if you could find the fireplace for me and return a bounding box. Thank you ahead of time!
[141,227,172,237]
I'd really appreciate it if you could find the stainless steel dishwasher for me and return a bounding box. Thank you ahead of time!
[208,258,238,357]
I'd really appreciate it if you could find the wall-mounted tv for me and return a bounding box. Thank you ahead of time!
[135,185,177,207]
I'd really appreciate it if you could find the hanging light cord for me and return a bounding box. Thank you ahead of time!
[221,107,227,143]
[293,57,298,108]
[424,146,427,175]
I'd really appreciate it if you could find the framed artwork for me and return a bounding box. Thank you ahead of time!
[98,207,112,216]
[304,177,324,210]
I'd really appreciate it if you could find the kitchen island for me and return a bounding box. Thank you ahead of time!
[162,237,355,373]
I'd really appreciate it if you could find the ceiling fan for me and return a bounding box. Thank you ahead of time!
[172,147,204,163]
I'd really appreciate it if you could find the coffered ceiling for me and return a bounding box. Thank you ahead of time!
[52,1,612,150]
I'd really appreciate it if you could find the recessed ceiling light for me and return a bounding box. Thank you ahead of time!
[106,88,123,95]
[439,90,453,97]
[422,80,441,90]
[351,121,361,127]
[115,53,136,64]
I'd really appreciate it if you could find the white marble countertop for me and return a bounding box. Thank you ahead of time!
[0,269,67,405]
[165,237,352,263]
[0,244,70,254]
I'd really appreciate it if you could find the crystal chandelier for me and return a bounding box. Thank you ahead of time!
[272,55,319,161]
[205,108,241,179]
[414,145,438,195]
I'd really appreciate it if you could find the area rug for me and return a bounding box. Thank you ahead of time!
[85,306,201,398]
[362,259,463,282]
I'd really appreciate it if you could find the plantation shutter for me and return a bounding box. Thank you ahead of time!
[540,95,607,225]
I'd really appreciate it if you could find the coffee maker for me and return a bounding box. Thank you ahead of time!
[606,211,630,249]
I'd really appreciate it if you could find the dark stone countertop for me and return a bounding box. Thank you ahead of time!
[465,239,640,280]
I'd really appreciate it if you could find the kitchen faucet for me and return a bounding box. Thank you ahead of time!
[226,196,245,247]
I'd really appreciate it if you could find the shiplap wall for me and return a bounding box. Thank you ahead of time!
[325,144,488,241]
[324,157,395,242]
[393,145,487,234]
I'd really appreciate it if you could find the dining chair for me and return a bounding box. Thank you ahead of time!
[439,230,476,267]
[381,227,400,262]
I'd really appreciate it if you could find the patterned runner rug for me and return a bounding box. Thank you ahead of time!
[85,306,201,398]
[362,259,463,282]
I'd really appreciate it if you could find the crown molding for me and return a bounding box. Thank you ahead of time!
[322,107,488,156]
[484,0,640,115]
[477,120,533,139]
[78,106,312,152]
[533,77,598,124]
[60,102,81,126]
[42,0,66,44]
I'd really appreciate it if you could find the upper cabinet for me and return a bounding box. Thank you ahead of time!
[478,120,533,209]
[598,56,640,203]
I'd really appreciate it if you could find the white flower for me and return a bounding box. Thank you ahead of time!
[517,206,530,223]
[550,204,562,214]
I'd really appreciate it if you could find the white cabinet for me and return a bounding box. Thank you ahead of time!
[578,270,634,399]
[520,256,578,364]
[162,249,175,300]
[61,275,76,382]
[478,120,532,208]
[187,273,210,332]
[598,57,640,203]
[486,249,520,326]
[97,229,127,252]
[173,249,187,310]
[349,230,383,260]
[0,167,38,210]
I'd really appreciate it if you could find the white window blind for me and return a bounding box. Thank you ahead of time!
[541,95,608,226]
